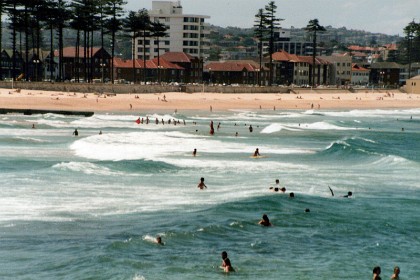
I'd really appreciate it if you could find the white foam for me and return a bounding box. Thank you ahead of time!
[52,161,123,176]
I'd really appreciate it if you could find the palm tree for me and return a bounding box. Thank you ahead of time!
[150,20,167,83]
[305,19,326,87]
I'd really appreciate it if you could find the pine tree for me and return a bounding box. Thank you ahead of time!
[305,19,326,87]
[264,1,282,86]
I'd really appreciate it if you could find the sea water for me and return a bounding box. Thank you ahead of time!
[0,108,419,279]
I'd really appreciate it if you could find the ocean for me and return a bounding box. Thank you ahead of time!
[0,108,419,279]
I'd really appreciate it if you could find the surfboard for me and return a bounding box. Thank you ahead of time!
[250,155,268,159]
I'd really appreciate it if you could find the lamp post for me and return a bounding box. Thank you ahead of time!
[379,70,385,87]
[100,63,106,83]
[255,68,260,86]
[158,65,164,83]
[209,67,212,84]
[33,59,40,82]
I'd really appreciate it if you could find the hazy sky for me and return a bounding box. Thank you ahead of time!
[125,0,418,36]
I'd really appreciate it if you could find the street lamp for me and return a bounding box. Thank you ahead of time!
[379,70,385,87]
[158,65,164,83]
[33,59,40,82]
[100,63,106,83]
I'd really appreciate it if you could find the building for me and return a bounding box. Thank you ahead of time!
[271,50,331,86]
[55,47,111,82]
[351,63,370,85]
[370,62,402,87]
[204,61,266,85]
[136,1,210,60]
[320,54,352,86]
[405,75,420,94]
[113,52,200,83]
[0,49,24,80]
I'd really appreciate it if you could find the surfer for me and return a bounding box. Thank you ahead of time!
[193,149,197,157]
[221,251,234,272]
[253,148,260,157]
[258,214,272,226]
[197,177,207,190]
[73,129,78,136]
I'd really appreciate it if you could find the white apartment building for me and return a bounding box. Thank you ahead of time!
[135,1,210,60]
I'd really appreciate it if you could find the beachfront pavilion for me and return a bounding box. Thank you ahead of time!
[405,75,420,94]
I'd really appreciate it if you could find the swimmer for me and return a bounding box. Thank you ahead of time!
[221,251,234,272]
[32,124,35,129]
[391,266,400,279]
[193,148,197,157]
[253,148,260,157]
[343,191,352,198]
[235,132,238,137]
[156,236,164,245]
[99,130,102,135]
[258,214,272,226]
[372,266,381,280]
[197,177,207,190]
[305,208,310,213]
[249,125,253,132]
[73,129,78,136]
[289,192,295,198]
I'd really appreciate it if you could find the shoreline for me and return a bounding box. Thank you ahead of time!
[1,88,420,113]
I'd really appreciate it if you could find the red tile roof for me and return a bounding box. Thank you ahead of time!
[352,63,369,72]
[160,52,196,63]
[54,47,102,58]
[272,50,299,62]
[113,57,184,70]
[204,62,259,72]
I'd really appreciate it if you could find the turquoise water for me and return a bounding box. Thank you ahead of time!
[0,109,419,279]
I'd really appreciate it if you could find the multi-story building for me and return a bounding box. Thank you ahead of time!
[135,1,210,60]
[320,55,352,86]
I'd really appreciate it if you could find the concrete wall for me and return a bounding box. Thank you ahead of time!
[0,81,291,94]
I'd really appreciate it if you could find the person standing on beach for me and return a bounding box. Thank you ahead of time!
[197,177,207,190]
[221,251,234,272]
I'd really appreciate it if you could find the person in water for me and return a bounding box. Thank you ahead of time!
[210,121,215,135]
[249,125,253,132]
[372,266,381,280]
[156,236,164,245]
[253,148,260,157]
[221,251,234,272]
[343,191,352,198]
[193,148,197,157]
[197,177,207,189]
[391,266,400,279]
[73,129,78,136]
[258,214,272,226]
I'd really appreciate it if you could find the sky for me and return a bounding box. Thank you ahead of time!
[125,0,419,36]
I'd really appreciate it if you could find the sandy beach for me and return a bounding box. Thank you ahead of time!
[1,87,420,112]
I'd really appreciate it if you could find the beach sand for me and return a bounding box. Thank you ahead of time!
[1,88,420,112]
